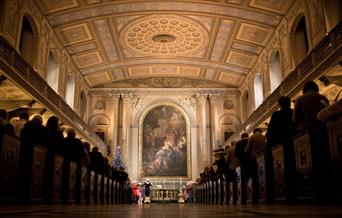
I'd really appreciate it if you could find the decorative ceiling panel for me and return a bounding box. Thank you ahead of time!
[35,0,292,88]
[46,2,280,27]
[111,69,126,80]
[249,0,291,14]
[232,42,263,55]
[236,23,272,46]
[186,15,214,33]
[119,15,209,57]
[36,0,79,14]
[210,19,235,61]
[66,42,97,55]
[93,19,119,61]
[73,51,103,68]
[84,0,102,5]
[80,59,248,75]
[226,51,257,69]
[95,77,231,88]
[218,72,244,85]
[151,66,178,75]
[85,71,112,86]
[115,15,144,32]
[203,68,218,80]
[128,67,151,77]
[179,66,201,77]
[57,23,93,46]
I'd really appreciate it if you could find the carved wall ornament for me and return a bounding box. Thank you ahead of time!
[94,99,105,110]
[88,113,110,126]
[224,99,234,110]
[109,77,227,88]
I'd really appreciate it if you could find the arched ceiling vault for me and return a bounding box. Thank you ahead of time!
[34,0,294,88]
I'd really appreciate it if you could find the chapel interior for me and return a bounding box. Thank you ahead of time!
[0,0,341,217]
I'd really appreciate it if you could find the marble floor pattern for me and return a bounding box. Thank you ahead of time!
[0,204,342,218]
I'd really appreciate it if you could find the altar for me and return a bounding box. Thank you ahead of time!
[151,188,179,202]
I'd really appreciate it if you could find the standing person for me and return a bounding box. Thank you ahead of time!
[0,109,15,152]
[266,96,297,204]
[45,116,64,203]
[61,128,83,204]
[17,115,51,203]
[14,111,29,137]
[234,133,249,205]
[293,80,329,131]
[143,179,153,203]
[293,80,331,202]
[0,109,15,135]
[244,128,266,205]
[225,140,239,205]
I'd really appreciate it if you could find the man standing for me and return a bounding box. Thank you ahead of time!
[294,80,331,202]
[234,133,249,204]
[244,128,266,205]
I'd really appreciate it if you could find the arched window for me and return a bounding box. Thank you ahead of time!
[292,16,309,66]
[254,73,264,108]
[322,0,342,32]
[242,91,249,121]
[46,51,60,93]
[19,16,37,66]
[269,50,282,92]
[89,114,110,142]
[65,73,75,108]
[80,91,87,120]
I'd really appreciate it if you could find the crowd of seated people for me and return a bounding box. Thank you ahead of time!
[195,80,341,205]
[0,110,129,204]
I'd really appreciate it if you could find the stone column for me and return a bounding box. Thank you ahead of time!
[109,95,120,154]
[120,94,132,173]
[197,94,210,169]
[208,95,219,162]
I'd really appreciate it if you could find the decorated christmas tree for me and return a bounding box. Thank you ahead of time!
[112,146,126,171]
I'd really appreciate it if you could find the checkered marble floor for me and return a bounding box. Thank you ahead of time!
[0,204,342,218]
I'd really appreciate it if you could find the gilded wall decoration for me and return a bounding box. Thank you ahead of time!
[142,105,188,177]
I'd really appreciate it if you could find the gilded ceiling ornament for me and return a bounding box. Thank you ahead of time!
[120,15,209,56]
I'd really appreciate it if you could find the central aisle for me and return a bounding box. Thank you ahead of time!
[0,204,342,218]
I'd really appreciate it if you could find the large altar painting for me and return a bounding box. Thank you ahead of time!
[142,105,187,177]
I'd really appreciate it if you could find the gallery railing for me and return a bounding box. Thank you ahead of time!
[231,20,342,140]
[0,35,108,154]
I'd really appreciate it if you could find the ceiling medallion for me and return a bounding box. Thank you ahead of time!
[152,34,176,43]
[120,15,209,56]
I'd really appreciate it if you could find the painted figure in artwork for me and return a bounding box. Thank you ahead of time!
[142,105,187,177]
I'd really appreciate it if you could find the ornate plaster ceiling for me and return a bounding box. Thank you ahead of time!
[35,0,295,88]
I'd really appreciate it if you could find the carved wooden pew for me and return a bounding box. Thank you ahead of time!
[52,154,64,203]
[272,144,285,200]
[327,115,342,201]
[0,133,20,202]
[256,153,266,201]
[31,145,47,202]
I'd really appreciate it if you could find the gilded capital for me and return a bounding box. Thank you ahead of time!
[208,94,219,103]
